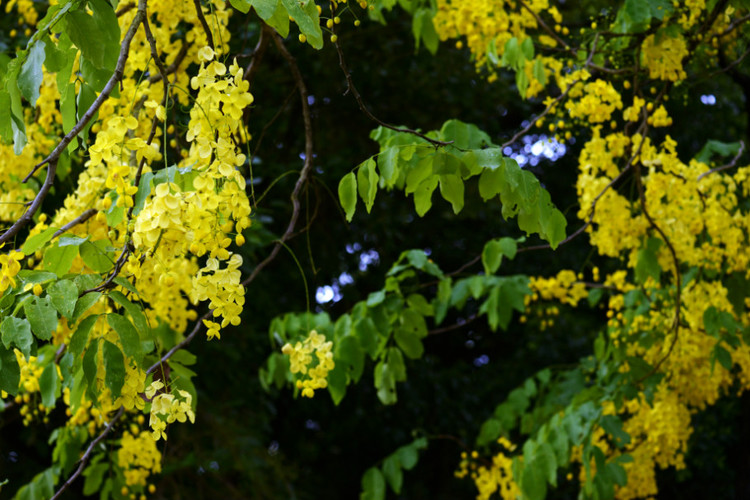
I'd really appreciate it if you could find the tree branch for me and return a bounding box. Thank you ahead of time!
[241,30,316,288]
[333,36,452,148]
[193,0,215,51]
[697,140,746,180]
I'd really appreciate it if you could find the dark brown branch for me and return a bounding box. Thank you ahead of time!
[333,36,452,148]
[52,209,97,238]
[244,22,272,83]
[241,31,316,288]
[518,0,570,49]
[148,42,190,84]
[501,81,577,149]
[0,1,146,248]
[429,315,478,335]
[193,0,215,51]
[116,2,135,17]
[147,310,213,376]
[633,140,683,381]
[697,140,746,180]
[50,407,125,500]
[135,12,171,192]
[711,12,750,39]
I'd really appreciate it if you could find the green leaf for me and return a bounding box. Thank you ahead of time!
[79,240,114,273]
[82,463,107,496]
[357,158,379,213]
[394,329,424,359]
[42,244,78,277]
[71,292,101,323]
[354,317,379,358]
[378,146,400,186]
[532,58,547,86]
[477,418,502,446]
[40,362,59,409]
[635,237,662,284]
[327,363,348,404]
[21,227,58,255]
[713,344,733,371]
[478,163,503,201]
[24,296,58,341]
[69,315,98,360]
[360,467,386,500]
[336,335,365,382]
[108,290,148,336]
[382,454,403,494]
[339,172,358,222]
[405,155,433,194]
[413,177,438,216]
[48,279,78,319]
[107,314,141,364]
[438,174,464,214]
[0,345,21,395]
[482,237,517,275]
[280,0,323,49]
[18,40,46,107]
[501,37,520,69]
[263,0,291,37]
[520,457,547,500]
[600,415,631,448]
[413,8,438,54]
[102,340,125,399]
[229,0,252,13]
[397,438,426,470]
[65,0,120,71]
[1,317,33,357]
[82,339,99,399]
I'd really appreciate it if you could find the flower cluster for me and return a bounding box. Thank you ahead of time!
[117,429,163,486]
[0,249,24,295]
[146,381,196,441]
[641,33,689,81]
[566,79,623,124]
[282,330,336,398]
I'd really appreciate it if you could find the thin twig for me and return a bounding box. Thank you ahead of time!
[501,81,578,149]
[697,140,746,180]
[429,315,478,335]
[518,0,570,49]
[193,0,215,51]
[333,37,452,148]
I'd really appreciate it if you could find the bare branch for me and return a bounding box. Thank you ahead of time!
[241,30,316,288]
[244,22,272,83]
[697,140,746,180]
[52,209,97,238]
[501,80,577,149]
[193,0,215,51]
[333,36,452,148]
[50,408,125,500]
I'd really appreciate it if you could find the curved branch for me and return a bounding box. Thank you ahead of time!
[333,35,452,148]
[241,30,316,288]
